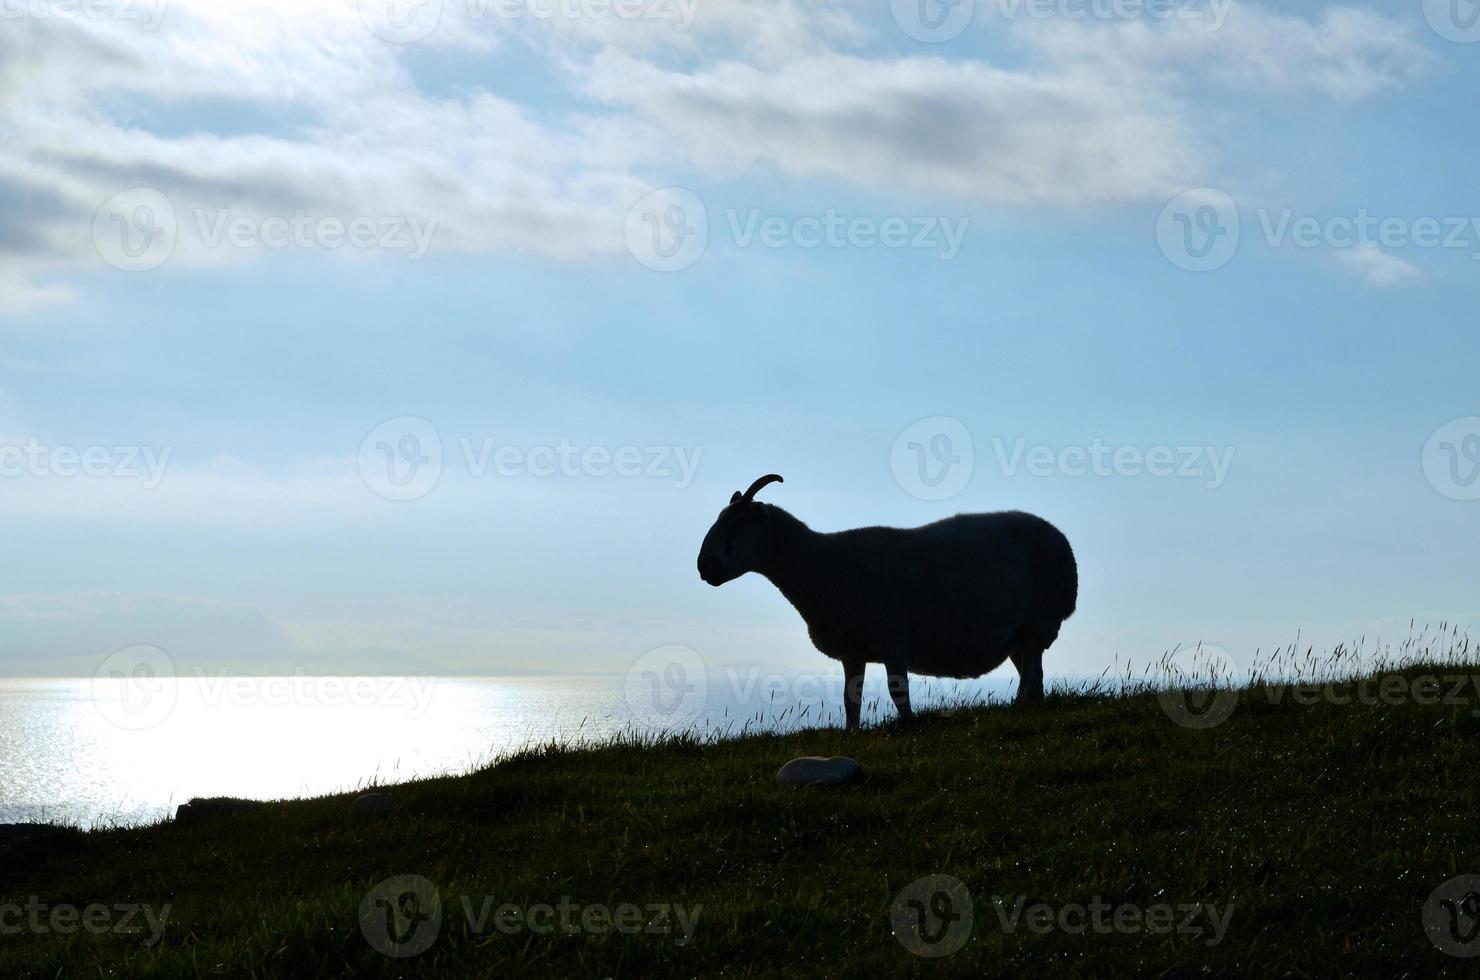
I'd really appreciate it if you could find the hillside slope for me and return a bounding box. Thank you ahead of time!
[3,662,1479,977]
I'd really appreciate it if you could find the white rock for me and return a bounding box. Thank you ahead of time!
[350,792,393,820]
[776,756,861,787]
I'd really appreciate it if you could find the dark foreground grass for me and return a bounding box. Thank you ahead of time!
[4,657,1480,978]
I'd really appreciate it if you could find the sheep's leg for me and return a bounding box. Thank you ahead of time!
[1012,645,1045,704]
[884,652,913,724]
[842,660,865,730]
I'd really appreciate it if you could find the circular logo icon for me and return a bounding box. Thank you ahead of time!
[1424,0,1480,43]
[360,874,443,958]
[357,0,443,42]
[359,416,443,502]
[623,645,708,728]
[1423,417,1480,502]
[1156,644,1240,730]
[92,645,177,731]
[890,0,975,43]
[624,187,708,272]
[93,188,177,272]
[891,874,974,957]
[890,417,973,501]
[1156,188,1240,272]
[1424,875,1480,957]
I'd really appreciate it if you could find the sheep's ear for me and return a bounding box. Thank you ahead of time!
[730,491,742,504]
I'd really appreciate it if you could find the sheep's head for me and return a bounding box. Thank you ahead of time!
[697,474,783,586]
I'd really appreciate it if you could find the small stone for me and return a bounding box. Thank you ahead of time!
[776,756,862,787]
[350,792,393,820]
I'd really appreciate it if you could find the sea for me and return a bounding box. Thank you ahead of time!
[0,669,1020,828]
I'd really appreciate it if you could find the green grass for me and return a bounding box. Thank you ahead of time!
[4,644,1480,977]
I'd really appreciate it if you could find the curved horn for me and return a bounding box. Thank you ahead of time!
[741,473,783,501]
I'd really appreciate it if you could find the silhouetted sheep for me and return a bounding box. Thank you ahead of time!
[698,474,1077,727]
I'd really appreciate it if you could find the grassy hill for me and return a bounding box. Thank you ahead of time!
[4,651,1480,977]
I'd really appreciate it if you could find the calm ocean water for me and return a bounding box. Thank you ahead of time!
[0,670,1017,828]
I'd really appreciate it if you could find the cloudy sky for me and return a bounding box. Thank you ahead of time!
[1,0,1477,679]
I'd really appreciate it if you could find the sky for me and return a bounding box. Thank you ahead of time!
[1,0,1477,681]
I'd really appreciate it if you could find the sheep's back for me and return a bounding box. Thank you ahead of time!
[889,510,1077,675]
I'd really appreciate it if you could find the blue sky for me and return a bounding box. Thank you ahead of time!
[1,0,1477,679]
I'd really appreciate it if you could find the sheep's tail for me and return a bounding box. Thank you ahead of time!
[1060,581,1078,620]
[1059,546,1079,621]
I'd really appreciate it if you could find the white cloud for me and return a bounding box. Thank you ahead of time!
[583,50,1199,205]
[583,5,1433,207]
[0,4,652,312]
[1336,244,1421,289]
[0,1,1443,310]
[1027,6,1436,101]
[0,269,75,314]
[500,0,868,62]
